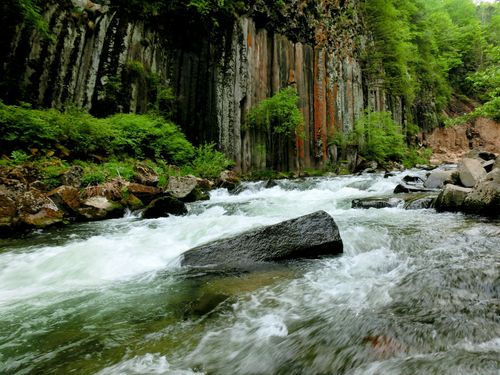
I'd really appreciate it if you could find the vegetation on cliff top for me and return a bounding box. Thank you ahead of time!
[363,0,499,122]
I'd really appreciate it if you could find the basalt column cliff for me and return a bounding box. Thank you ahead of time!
[0,1,404,172]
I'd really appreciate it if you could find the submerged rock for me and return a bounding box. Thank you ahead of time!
[352,197,403,209]
[403,194,437,210]
[181,210,343,268]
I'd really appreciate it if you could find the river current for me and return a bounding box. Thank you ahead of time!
[0,171,499,374]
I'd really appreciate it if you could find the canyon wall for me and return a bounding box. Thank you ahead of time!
[0,1,404,172]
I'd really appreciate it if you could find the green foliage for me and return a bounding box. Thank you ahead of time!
[77,160,135,186]
[352,111,407,164]
[402,147,433,168]
[10,150,30,164]
[39,159,70,189]
[363,0,499,121]
[106,114,195,163]
[184,143,234,178]
[246,88,304,138]
[0,102,195,164]
[11,0,51,39]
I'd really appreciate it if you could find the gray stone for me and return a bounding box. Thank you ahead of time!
[435,184,472,212]
[181,211,343,268]
[167,176,208,202]
[403,196,436,210]
[424,170,454,189]
[458,158,486,187]
[402,175,424,184]
[462,168,500,216]
[352,197,403,209]
[394,183,436,194]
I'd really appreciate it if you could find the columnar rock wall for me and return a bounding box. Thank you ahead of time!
[0,2,403,172]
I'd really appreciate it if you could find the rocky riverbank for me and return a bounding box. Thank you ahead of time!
[351,150,499,217]
[0,163,240,236]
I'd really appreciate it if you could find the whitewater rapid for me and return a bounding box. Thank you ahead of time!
[0,170,498,374]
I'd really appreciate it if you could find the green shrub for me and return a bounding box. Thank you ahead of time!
[0,103,195,165]
[246,88,304,138]
[186,143,234,178]
[402,147,433,168]
[352,110,407,164]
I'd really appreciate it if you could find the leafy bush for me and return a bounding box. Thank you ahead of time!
[402,148,433,168]
[246,88,304,138]
[352,111,407,164]
[0,103,195,164]
[185,143,233,178]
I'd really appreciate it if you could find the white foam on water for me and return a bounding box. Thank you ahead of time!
[95,353,202,375]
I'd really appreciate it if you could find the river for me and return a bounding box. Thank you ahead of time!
[0,170,499,374]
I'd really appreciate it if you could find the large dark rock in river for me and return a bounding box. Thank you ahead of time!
[181,211,343,268]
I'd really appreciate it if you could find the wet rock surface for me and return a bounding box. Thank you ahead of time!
[352,197,403,209]
[181,211,343,268]
[143,197,188,219]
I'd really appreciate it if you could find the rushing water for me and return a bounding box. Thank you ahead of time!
[0,171,499,375]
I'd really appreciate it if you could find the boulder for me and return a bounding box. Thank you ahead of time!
[0,189,17,229]
[423,170,454,189]
[48,185,82,216]
[122,193,144,210]
[143,196,187,219]
[181,211,343,268]
[403,195,436,210]
[352,197,403,209]
[133,164,159,186]
[218,170,240,191]
[402,175,425,184]
[8,165,40,185]
[17,190,64,228]
[166,175,209,202]
[78,196,124,220]
[466,149,496,161]
[462,168,500,216]
[265,179,278,188]
[126,182,162,205]
[458,158,486,187]
[61,166,83,187]
[434,184,472,212]
[394,183,436,194]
